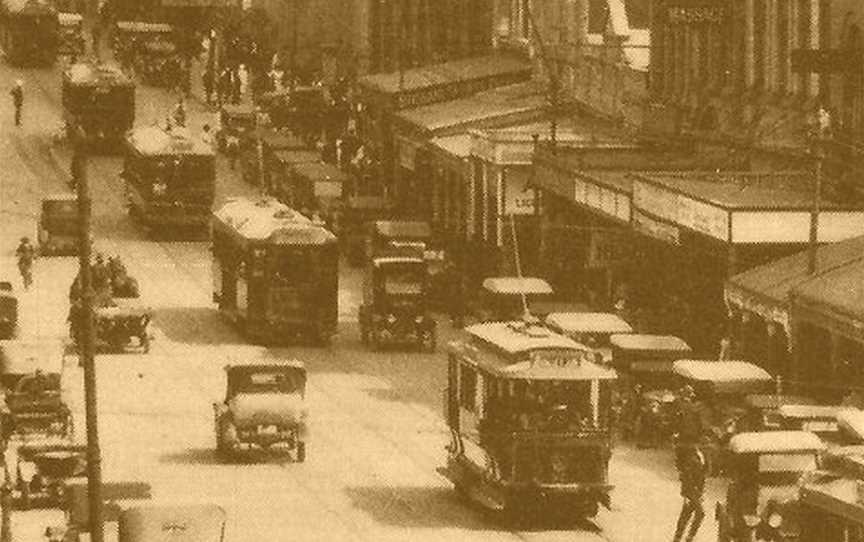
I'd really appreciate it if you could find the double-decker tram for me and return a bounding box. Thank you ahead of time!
[211,198,338,345]
[441,321,617,518]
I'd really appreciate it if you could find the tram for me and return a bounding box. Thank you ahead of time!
[211,198,338,345]
[0,0,59,66]
[61,60,135,145]
[441,321,617,518]
[123,125,214,235]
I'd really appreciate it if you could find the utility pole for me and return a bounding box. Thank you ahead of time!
[73,126,105,542]
[808,107,830,275]
[83,0,100,59]
[291,0,298,89]
[525,3,560,151]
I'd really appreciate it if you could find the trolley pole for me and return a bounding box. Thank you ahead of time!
[73,127,105,542]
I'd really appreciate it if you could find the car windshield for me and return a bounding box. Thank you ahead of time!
[235,371,302,394]
[380,263,424,296]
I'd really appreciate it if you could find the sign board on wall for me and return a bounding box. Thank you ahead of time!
[503,167,536,215]
[633,210,681,246]
[633,180,729,241]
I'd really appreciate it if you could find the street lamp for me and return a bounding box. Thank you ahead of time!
[807,106,831,275]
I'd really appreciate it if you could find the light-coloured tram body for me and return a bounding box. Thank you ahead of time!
[441,321,617,518]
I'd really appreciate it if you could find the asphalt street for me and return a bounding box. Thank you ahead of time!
[0,58,725,541]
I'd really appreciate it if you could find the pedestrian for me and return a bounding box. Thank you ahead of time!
[10,80,23,127]
[203,69,214,105]
[672,445,708,542]
[15,237,35,290]
[201,124,215,150]
[172,99,187,128]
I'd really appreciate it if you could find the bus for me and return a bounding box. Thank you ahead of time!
[211,198,338,345]
[441,321,617,519]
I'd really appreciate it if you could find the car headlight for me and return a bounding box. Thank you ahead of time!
[153,182,168,196]
[767,513,783,529]
[415,316,423,324]
[386,314,396,324]
[743,515,760,528]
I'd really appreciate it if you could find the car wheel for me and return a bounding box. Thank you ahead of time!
[296,441,306,463]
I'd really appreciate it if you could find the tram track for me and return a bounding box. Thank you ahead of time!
[5,64,617,541]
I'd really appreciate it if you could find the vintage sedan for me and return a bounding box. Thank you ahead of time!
[214,363,307,461]
[716,431,825,542]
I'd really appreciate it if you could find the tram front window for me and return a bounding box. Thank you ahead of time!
[503,381,594,432]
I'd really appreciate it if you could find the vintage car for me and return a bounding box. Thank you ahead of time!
[267,148,319,202]
[242,127,308,188]
[285,161,348,228]
[92,300,153,353]
[343,195,395,266]
[742,393,819,431]
[0,282,17,340]
[545,312,632,364]
[672,360,776,471]
[0,0,60,66]
[0,339,71,439]
[777,404,853,445]
[13,438,86,509]
[38,194,79,256]
[216,103,256,152]
[213,363,308,461]
[47,479,152,542]
[799,473,864,542]
[715,431,825,542]
[118,504,227,542]
[264,85,326,140]
[442,321,616,518]
[358,255,436,351]
[609,333,692,444]
[366,220,443,262]
[474,277,554,323]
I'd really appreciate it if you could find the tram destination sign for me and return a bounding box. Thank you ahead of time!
[530,350,587,369]
[666,0,726,24]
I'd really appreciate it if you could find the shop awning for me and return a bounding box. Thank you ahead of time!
[357,54,532,110]
[430,134,472,159]
[725,234,864,332]
[394,82,546,137]
[631,171,864,244]
[793,252,864,337]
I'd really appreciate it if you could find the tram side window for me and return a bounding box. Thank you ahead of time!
[460,364,477,412]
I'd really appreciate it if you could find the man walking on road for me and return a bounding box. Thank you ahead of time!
[10,80,23,127]
[672,445,708,542]
[15,237,35,290]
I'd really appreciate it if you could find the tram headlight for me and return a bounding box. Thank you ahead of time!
[386,314,397,325]
[743,515,760,528]
[152,182,168,197]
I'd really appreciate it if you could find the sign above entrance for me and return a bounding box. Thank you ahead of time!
[632,180,729,241]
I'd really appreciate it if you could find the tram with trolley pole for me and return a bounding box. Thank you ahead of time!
[440,320,617,518]
[211,197,338,345]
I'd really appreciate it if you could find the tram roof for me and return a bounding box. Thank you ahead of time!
[458,323,616,380]
[213,197,336,245]
[64,61,133,86]
[609,333,691,353]
[672,360,773,383]
[126,125,213,156]
[546,312,633,335]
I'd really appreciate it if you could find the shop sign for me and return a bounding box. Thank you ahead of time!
[634,181,728,241]
[393,72,529,109]
[633,210,680,246]
[503,168,536,215]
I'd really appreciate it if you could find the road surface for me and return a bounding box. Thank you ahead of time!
[0,58,725,541]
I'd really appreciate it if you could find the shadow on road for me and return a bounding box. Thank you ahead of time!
[344,485,604,532]
[159,447,299,467]
[154,306,247,346]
